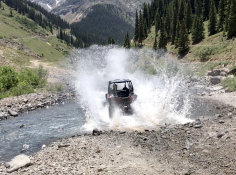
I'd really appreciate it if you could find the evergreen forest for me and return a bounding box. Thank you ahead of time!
[133,0,236,55]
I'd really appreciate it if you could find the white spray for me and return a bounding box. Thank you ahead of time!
[71,45,193,132]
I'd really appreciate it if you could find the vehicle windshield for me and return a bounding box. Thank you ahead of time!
[109,82,130,97]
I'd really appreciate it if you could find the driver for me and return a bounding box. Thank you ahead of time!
[123,84,128,91]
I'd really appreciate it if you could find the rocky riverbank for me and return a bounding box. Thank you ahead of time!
[1,102,236,174]
[0,89,76,121]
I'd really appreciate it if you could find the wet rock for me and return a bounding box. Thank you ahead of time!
[194,125,203,128]
[8,109,18,116]
[20,124,25,128]
[6,154,31,173]
[92,128,100,136]
[58,144,70,148]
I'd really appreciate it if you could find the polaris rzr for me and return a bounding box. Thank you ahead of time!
[105,79,137,118]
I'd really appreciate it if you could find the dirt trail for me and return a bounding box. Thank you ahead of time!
[29,60,75,84]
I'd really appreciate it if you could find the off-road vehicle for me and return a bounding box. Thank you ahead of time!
[105,79,137,118]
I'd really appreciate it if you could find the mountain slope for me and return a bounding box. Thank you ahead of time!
[70,4,134,45]
[0,1,71,68]
[51,0,151,24]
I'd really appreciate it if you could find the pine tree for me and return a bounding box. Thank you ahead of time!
[123,32,131,49]
[111,38,115,44]
[153,37,157,50]
[175,20,181,48]
[154,11,160,36]
[191,0,205,44]
[225,0,231,31]
[218,0,225,31]
[10,8,13,17]
[144,20,148,38]
[134,10,139,46]
[165,7,171,38]
[227,0,236,39]
[171,0,178,44]
[203,0,210,20]
[184,0,192,33]
[138,10,145,46]
[208,0,217,36]
[158,19,167,50]
[178,20,189,54]
[178,1,185,21]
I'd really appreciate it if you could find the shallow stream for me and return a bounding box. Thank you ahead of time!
[0,100,85,162]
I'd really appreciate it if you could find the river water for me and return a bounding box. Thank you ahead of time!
[0,100,85,162]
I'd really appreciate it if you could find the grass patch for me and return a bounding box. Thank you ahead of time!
[194,62,220,76]
[46,83,64,92]
[221,77,236,92]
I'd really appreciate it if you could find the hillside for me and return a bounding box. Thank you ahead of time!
[144,23,236,64]
[0,1,72,68]
[70,4,134,45]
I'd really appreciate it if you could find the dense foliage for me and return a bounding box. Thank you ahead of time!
[0,66,48,99]
[134,0,236,54]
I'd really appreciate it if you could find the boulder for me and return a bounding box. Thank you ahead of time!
[207,70,221,76]
[6,154,31,173]
[210,76,222,85]
[8,109,18,116]
[220,72,227,77]
[228,68,236,75]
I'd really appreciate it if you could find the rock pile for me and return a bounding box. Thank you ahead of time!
[0,91,76,121]
[206,68,234,85]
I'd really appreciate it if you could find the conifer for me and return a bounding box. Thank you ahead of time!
[138,10,145,46]
[134,11,139,46]
[178,20,189,54]
[123,33,130,48]
[158,19,167,50]
[171,0,178,44]
[208,0,217,36]
[154,12,160,36]
[191,0,205,43]
[184,0,192,32]
[175,21,180,48]
[218,0,225,31]
[227,0,236,39]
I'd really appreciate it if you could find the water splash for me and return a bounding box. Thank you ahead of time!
[71,45,193,132]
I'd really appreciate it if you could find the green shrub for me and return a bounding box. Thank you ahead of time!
[221,77,236,92]
[19,65,48,88]
[0,65,48,99]
[10,82,34,96]
[196,47,212,62]
[0,66,19,91]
